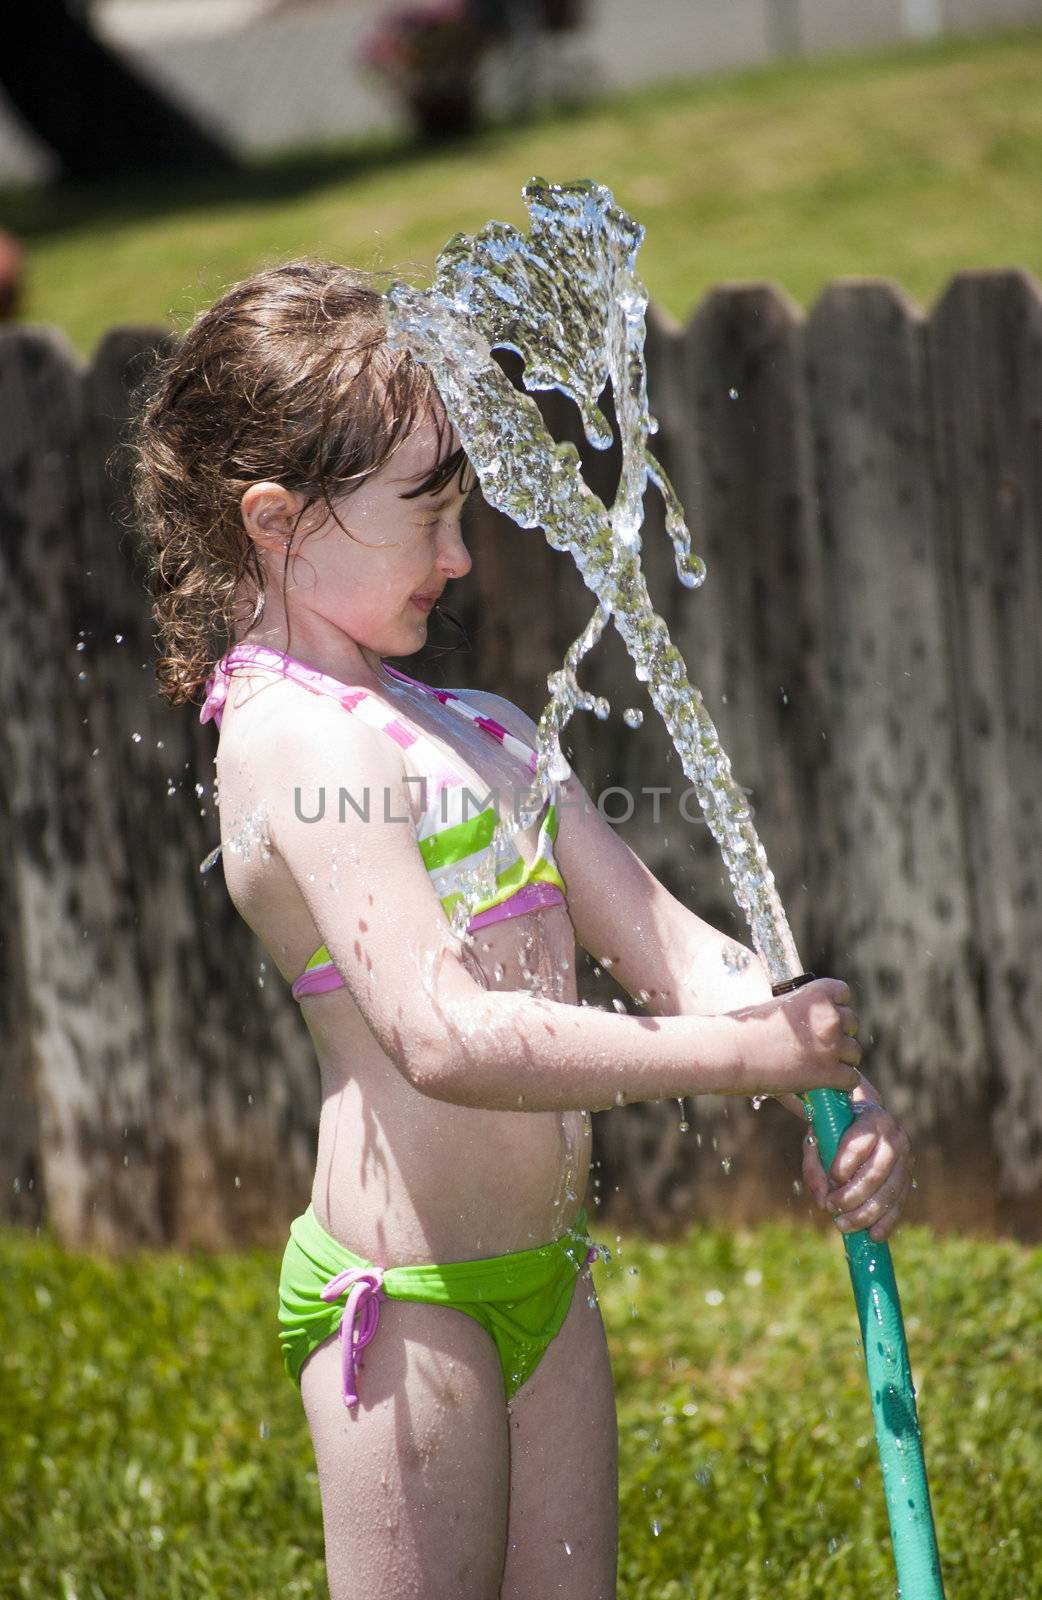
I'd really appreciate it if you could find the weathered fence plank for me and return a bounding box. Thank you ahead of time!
[805,279,995,1228]
[0,326,157,1248]
[1,270,1039,1246]
[930,269,1042,1220]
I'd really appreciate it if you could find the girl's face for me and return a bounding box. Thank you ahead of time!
[273,413,476,666]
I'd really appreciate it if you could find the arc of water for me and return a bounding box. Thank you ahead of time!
[386,177,945,1598]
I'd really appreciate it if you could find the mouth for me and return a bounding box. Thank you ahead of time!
[410,594,441,613]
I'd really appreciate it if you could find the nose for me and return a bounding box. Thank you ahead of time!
[437,520,472,580]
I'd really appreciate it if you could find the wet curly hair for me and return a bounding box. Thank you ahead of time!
[129,258,466,707]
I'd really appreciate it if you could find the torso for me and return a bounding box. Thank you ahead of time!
[211,660,592,1265]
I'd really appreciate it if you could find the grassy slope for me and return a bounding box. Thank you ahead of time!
[5,23,1042,356]
[1,1222,1039,1598]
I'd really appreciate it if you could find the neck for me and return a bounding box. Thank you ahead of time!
[233,618,398,693]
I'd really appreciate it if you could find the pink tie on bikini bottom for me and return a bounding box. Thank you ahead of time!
[322,1240,600,1408]
[320,1266,386,1409]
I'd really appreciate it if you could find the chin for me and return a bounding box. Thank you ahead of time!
[380,623,427,658]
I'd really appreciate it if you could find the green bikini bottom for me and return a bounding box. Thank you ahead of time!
[277,1203,597,1408]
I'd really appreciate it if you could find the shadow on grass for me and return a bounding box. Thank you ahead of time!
[0,130,431,243]
[0,98,603,248]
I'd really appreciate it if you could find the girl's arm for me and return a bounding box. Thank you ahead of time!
[462,680,817,1088]
[258,696,861,1115]
[458,690,776,1018]
[464,692,913,1242]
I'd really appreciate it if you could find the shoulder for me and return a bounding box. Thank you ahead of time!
[220,672,408,784]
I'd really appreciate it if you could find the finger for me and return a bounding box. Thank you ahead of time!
[832,1158,915,1228]
[831,1163,909,1234]
[835,1059,863,1092]
[866,1203,902,1242]
[835,1116,911,1189]
[828,1124,886,1193]
[839,1005,859,1037]
[825,1139,909,1209]
[836,1030,863,1067]
[827,1113,899,1186]
[868,1200,905,1243]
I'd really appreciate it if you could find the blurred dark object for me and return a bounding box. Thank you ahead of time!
[471,0,584,37]
[537,0,585,32]
[2,0,237,182]
[0,232,25,320]
[358,1,492,140]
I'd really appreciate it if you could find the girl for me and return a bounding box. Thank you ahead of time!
[132,259,912,1600]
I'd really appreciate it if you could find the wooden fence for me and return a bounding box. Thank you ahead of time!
[1,268,1039,1250]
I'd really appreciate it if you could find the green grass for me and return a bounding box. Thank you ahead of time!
[5,23,1042,356]
[2,1221,1039,1598]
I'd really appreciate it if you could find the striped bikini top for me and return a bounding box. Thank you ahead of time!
[199,644,570,1002]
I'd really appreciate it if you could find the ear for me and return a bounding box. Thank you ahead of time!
[240,481,309,550]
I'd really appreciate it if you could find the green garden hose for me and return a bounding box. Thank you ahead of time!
[776,973,945,1597]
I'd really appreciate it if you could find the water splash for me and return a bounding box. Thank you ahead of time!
[386,177,798,980]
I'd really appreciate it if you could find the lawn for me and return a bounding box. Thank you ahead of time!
[1,1220,1039,1598]
[4,23,1042,355]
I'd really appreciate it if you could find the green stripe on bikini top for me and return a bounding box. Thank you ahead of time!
[300,802,566,977]
[417,792,562,873]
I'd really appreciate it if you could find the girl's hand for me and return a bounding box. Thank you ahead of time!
[731,976,863,1097]
[802,1076,913,1243]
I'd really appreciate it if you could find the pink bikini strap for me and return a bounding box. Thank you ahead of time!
[320,1266,386,1410]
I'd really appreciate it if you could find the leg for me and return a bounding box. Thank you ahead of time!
[300,1296,511,1600]
[500,1266,618,1600]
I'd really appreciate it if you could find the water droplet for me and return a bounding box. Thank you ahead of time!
[728,386,739,400]
[622,707,643,728]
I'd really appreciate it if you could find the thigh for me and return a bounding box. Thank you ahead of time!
[300,1296,511,1600]
[501,1266,618,1600]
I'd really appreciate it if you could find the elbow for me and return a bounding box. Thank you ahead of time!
[379,1024,453,1100]
[386,997,512,1109]
[398,1039,458,1101]
[379,1017,480,1106]
[400,1041,493,1108]
[377,979,518,1107]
